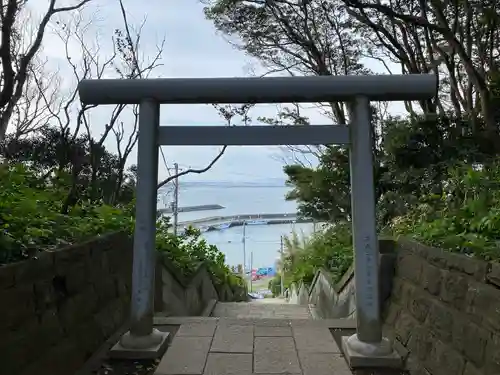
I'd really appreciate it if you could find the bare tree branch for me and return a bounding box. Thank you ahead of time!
[156,146,228,190]
[10,57,61,138]
[156,103,254,190]
[0,0,92,140]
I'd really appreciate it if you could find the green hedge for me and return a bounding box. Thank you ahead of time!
[275,162,500,290]
[0,163,243,288]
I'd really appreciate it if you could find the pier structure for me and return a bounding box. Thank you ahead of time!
[157,204,224,214]
[177,212,306,231]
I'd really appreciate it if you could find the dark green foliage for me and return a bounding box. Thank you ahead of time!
[273,114,500,287]
[204,0,500,289]
[1,125,136,208]
[0,125,243,289]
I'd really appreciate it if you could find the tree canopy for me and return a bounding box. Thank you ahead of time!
[205,0,500,288]
[204,0,500,226]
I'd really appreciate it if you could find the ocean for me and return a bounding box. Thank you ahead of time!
[157,181,316,270]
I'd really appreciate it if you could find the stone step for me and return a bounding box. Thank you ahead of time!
[154,317,352,375]
[211,301,312,319]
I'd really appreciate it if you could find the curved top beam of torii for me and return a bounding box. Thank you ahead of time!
[78,74,437,105]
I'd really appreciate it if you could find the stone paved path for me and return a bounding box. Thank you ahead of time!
[211,300,312,319]
[154,301,353,375]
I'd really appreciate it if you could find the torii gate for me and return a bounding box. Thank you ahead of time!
[78,74,436,367]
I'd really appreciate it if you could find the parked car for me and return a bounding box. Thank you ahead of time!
[248,292,264,299]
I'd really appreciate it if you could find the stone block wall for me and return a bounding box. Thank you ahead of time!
[0,232,133,375]
[287,239,396,320]
[384,239,500,375]
[0,231,247,375]
[155,254,248,316]
[287,281,310,305]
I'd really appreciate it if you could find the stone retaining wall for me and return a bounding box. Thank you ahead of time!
[155,254,248,316]
[0,232,247,375]
[285,237,500,374]
[384,239,500,375]
[0,232,132,375]
[287,239,396,319]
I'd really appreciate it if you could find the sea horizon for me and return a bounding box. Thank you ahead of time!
[157,181,314,270]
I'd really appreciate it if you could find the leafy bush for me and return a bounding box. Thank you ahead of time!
[268,274,286,297]
[278,160,500,289]
[275,223,353,288]
[155,221,242,286]
[0,163,243,288]
[390,161,500,260]
[0,164,134,263]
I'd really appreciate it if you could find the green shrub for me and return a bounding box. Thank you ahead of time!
[0,163,242,288]
[268,274,284,297]
[277,223,353,288]
[156,221,243,287]
[390,161,500,260]
[280,160,500,289]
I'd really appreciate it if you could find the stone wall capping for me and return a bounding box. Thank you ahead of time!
[396,237,489,281]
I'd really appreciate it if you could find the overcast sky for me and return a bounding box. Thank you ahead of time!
[29,0,403,183]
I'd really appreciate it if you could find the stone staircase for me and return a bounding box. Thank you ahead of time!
[153,300,355,375]
[211,300,312,319]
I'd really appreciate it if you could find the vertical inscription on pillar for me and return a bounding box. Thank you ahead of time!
[364,235,375,311]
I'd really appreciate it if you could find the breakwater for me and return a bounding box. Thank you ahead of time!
[158,204,225,214]
[179,212,298,227]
